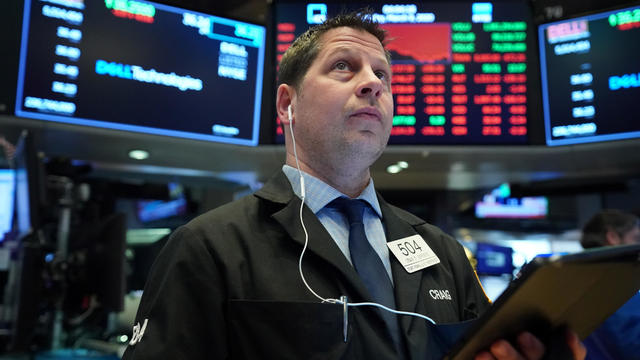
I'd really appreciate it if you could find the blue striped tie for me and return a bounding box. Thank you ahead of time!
[330,197,405,356]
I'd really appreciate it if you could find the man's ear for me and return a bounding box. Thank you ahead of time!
[276,84,295,126]
[605,230,621,246]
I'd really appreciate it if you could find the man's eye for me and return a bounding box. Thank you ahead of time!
[375,71,387,80]
[334,61,349,70]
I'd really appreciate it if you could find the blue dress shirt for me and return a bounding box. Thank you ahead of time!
[282,165,394,284]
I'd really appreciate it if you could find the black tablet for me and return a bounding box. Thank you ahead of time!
[445,243,640,360]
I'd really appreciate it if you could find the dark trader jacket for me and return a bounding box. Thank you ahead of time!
[122,171,490,360]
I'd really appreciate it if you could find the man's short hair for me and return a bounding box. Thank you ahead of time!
[277,10,391,91]
[581,209,639,248]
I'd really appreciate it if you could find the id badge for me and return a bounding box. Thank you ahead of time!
[387,235,440,273]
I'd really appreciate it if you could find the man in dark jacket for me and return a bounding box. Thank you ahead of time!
[123,12,586,360]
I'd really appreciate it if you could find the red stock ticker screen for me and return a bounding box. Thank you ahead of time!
[274,2,533,144]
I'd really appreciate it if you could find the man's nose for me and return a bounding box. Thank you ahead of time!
[356,69,383,98]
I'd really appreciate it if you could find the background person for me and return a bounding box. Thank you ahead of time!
[581,209,640,360]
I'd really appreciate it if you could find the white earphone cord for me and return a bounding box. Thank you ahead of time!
[288,105,436,325]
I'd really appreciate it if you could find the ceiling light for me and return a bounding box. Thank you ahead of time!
[128,149,149,160]
[397,161,409,169]
[387,164,401,174]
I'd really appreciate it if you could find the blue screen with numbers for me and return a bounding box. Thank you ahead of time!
[15,0,266,146]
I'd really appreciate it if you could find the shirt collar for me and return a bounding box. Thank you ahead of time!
[282,165,382,218]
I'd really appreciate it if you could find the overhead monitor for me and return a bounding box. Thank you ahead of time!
[15,0,266,146]
[475,183,548,219]
[273,1,535,144]
[538,4,640,146]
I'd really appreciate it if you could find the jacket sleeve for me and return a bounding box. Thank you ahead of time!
[447,234,491,320]
[122,226,228,359]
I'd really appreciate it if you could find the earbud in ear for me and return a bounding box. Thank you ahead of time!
[287,104,292,123]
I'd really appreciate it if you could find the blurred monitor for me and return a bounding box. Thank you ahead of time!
[12,130,45,241]
[538,4,640,145]
[475,242,514,275]
[136,183,187,223]
[15,0,266,146]
[475,183,548,219]
[273,1,536,144]
[0,169,15,243]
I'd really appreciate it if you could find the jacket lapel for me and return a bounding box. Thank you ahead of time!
[255,171,373,302]
[378,195,426,331]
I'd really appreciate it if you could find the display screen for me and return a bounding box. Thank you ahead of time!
[538,5,640,146]
[0,169,15,242]
[273,1,534,144]
[136,182,187,222]
[475,242,514,275]
[475,183,548,219]
[475,195,548,218]
[15,0,266,146]
[13,133,36,240]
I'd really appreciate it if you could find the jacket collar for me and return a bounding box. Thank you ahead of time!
[254,170,295,205]
[281,164,383,217]
[255,171,372,301]
[255,170,428,320]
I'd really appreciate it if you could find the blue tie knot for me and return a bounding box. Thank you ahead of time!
[329,197,367,225]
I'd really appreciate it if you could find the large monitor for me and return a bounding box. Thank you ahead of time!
[273,1,536,144]
[538,4,640,146]
[15,0,266,146]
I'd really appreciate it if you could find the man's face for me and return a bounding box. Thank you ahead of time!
[621,225,640,245]
[292,26,393,169]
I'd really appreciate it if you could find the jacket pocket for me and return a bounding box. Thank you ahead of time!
[227,299,347,360]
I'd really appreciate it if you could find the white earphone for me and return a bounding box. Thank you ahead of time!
[287,100,436,332]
